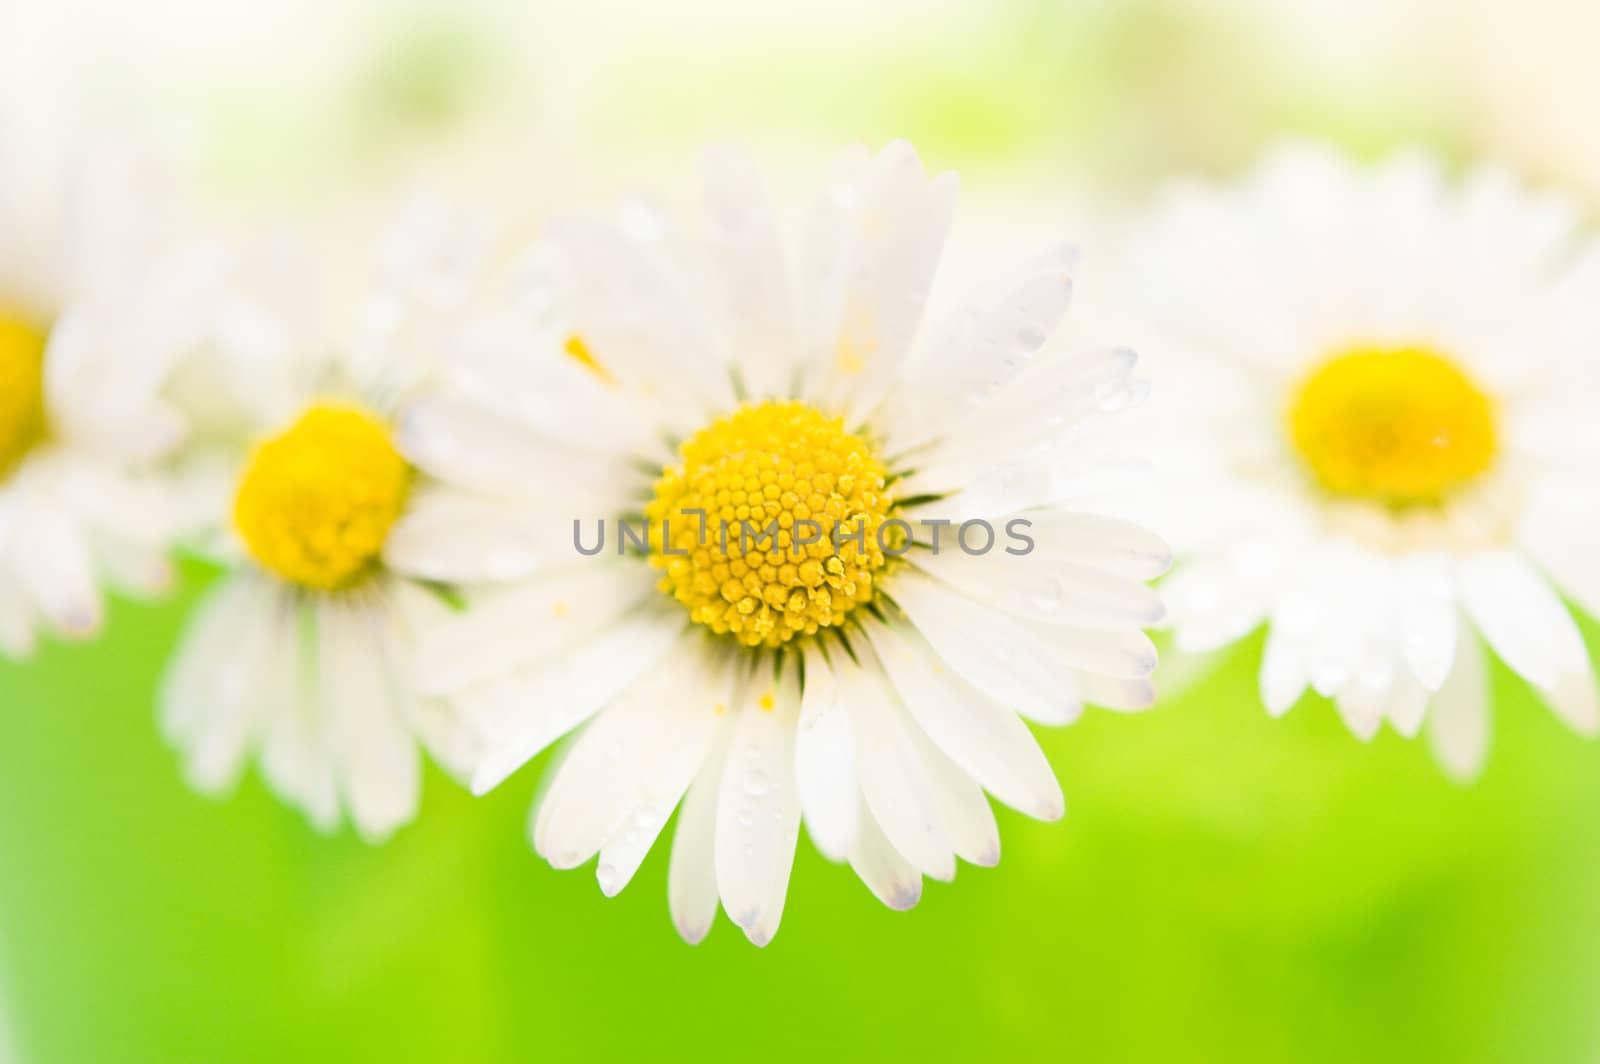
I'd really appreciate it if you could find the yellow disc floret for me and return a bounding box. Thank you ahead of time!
[647,400,896,648]
[1288,346,1497,507]
[234,402,411,592]
[0,313,49,479]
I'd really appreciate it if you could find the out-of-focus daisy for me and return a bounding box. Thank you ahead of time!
[0,130,204,654]
[1124,144,1600,777]
[160,197,497,842]
[403,142,1168,944]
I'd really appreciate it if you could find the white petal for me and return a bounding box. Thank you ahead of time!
[595,653,730,897]
[698,145,795,401]
[1163,555,1269,655]
[319,599,419,843]
[911,548,1165,630]
[1542,670,1600,736]
[847,798,923,911]
[715,663,802,945]
[1459,551,1590,701]
[836,644,955,881]
[1521,478,1600,618]
[1009,511,1173,581]
[887,241,1077,451]
[903,722,1000,867]
[0,573,36,658]
[467,606,684,794]
[824,142,959,426]
[887,567,1084,726]
[161,575,283,794]
[1428,628,1491,781]
[796,145,870,393]
[161,574,269,742]
[1079,673,1158,712]
[546,215,732,425]
[14,505,102,639]
[794,641,859,860]
[668,721,730,945]
[1402,554,1458,692]
[259,661,340,834]
[532,671,675,869]
[382,582,485,783]
[899,345,1141,501]
[862,615,1063,821]
[1387,676,1430,739]
[92,535,174,599]
[1259,624,1309,717]
[396,394,630,502]
[534,643,724,875]
[383,486,562,584]
[414,563,648,696]
[1335,683,1385,742]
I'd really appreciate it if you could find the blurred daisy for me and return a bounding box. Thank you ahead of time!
[160,197,497,842]
[1125,144,1600,777]
[0,133,204,654]
[404,142,1167,944]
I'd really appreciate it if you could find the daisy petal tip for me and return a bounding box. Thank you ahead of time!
[1435,751,1487,786]
[677,926,711,947]
[1050,241,1081,273]
[1391,716,1425,741]
[1261,687,1299,718]
[468,758,519,797]
[182,765,231,799]
[1346,719,1382,743]
[140,562,177,598]
[543,848,584,872]
[1547,674,1600,736]
[355,823,401,848]
[878,138,921,169]
[887,884,922,912]
[57,608,105,642]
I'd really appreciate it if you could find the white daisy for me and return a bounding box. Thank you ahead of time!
[1122,143,1600,778]
[401,142,1168,944]
[0,132,205,653]
[160,196,501,841]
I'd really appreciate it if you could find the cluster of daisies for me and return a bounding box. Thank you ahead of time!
[2,133,1596,945]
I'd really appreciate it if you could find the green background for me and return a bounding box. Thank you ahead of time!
[2,565,1597,1062]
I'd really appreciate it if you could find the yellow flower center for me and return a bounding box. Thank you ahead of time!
[647,400,897,649]
[233,402,412,591]
[1288,346,1497,507]
[0,313,49,480]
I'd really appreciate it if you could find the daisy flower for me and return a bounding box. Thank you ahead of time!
[0,131,205,654]
[403,142,1168,944]
[160,197,500,841]
[1123,143,1600,777]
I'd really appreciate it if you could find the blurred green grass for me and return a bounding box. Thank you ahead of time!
[1,562,1597,1062]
